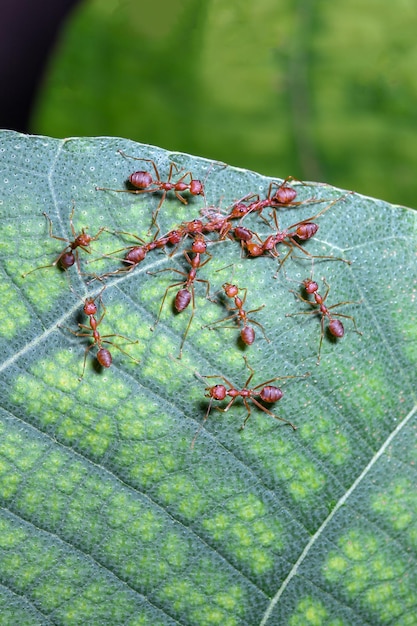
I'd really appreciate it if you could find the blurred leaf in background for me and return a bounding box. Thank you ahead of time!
[31,0,417,208]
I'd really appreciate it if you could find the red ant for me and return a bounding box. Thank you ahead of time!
[205,283,270,346]
[226,177,317,224]
[242,197,351,272]
[96,150,204,232]
[148,240,212,358]
[286,278,362,364]
[63,288,139,379]
[191,357,310,447]
[22,206,105,277]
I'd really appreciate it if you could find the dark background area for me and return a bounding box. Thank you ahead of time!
[2,0,417,209]
[0,0,80,132]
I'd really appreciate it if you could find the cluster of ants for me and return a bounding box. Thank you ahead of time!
[23,150,362,444]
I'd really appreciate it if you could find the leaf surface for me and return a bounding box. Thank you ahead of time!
[0,130,416,626]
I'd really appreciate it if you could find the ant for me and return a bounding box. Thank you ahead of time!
[226,177,316,224]
[63,288,139,379]
[205,283,270,346]
[286,278,362,364]
[96,150,204,233]
[89,229,172,278]
[243,196,351,272]
[22,206,105,277]
[148,240,212,358]
[191,357,310,447]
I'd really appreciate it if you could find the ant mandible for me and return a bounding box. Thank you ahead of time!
[191,357,310,447]
[22,206,105,277]
[63,288,140,379]
[286,278,362,364]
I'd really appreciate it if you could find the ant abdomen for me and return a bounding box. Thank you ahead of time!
[97,348,112,368]
[60,252,75,269]
[241,326,255,345]
[129,171,153,189]
[259,386,284,403]
[294,223,319,240]
[328,319,344,338]
[125,246,147,265]
[175,289,192,312]
[273,185,297,204]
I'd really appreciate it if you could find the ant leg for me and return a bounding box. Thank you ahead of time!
[101,339,140,364]
[202,373,236,388]
[79,343,97,381]
[249,398,297,430]
[239,398,252,429]
[246,318,270,343]
[191,396,215,449]
[177,287,195,359]
[242,356,256,388]
[42,212,70,244]
[329,312,363,335]
[252,372,310,390]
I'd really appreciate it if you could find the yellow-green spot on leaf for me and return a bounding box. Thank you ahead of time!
[31,350,81,392]
[204,513,274,574]
[157,474,204,517]
[214,589,243,614]
[345,563,371,594]
[190,608,237,626]
[341,529,378,561]
[204,513,231,540]
[227,492,265,521]
[0,467,21,499]
[0,282,30,339]
[289,597,328,626]
[365,581,395,606]
[288,455,326,501]
[0,518,26,549]
[240,547,273,575]
[116,401,146,439]
[372,477,416,532]
[302,421,351,465]
[323,527,417,621]
[161,532,189,569]
[160,579,206,613]
[323,553,348,582]
[252,519,279,547]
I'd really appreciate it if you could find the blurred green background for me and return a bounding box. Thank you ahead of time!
[31,0,417,208]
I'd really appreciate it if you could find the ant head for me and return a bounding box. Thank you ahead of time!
[83,299,98,316]
[223,283,238,298]
[167,229,183,245]
[303,279,318,294]
[75,232,92,247]
[190,179,204,196]
[229,203,249,219]
[188,219,204,234]
[191,235,207,254]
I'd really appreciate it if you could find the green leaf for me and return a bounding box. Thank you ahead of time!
[1,129,416,626]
